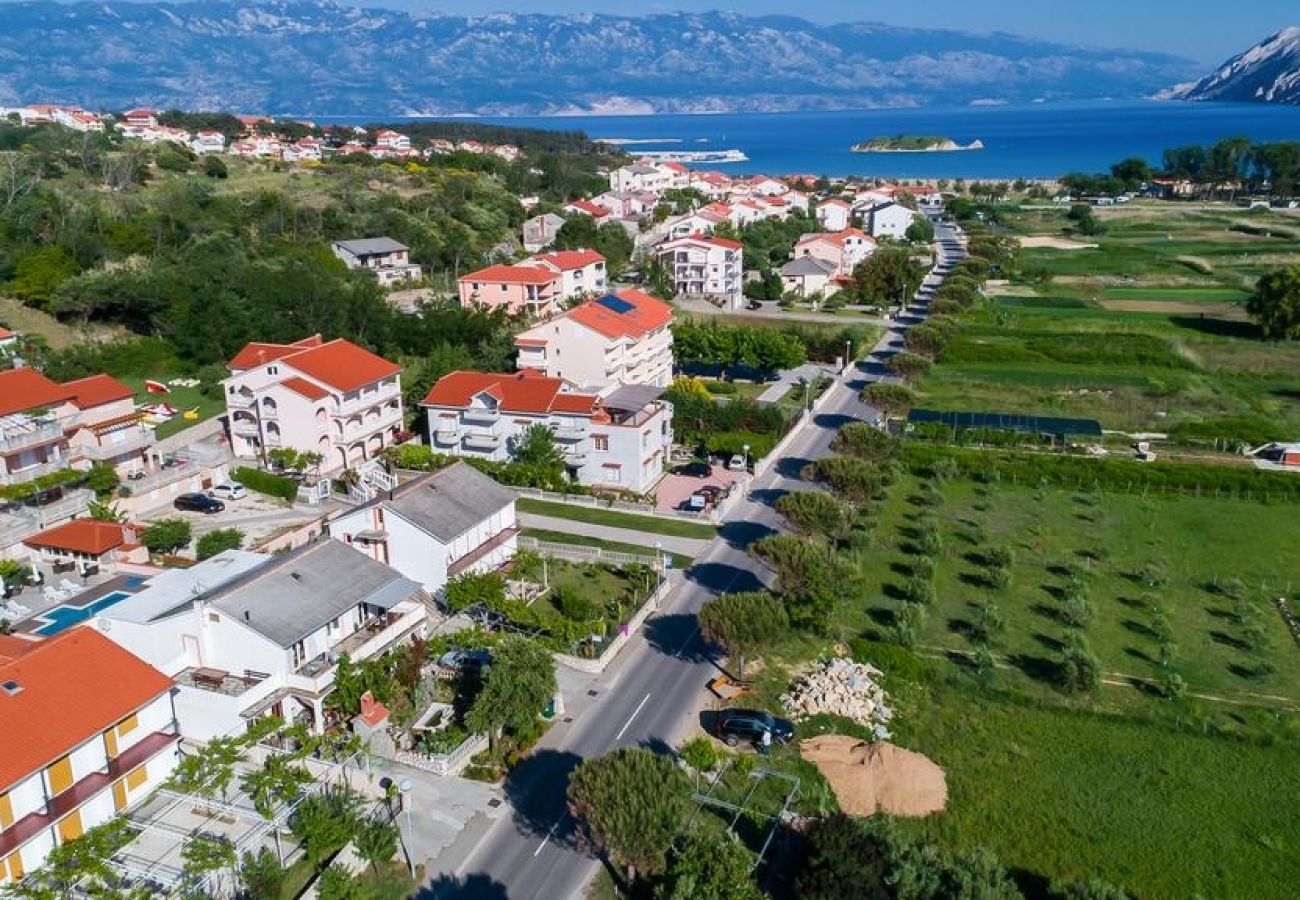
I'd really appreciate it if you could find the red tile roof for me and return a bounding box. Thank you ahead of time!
[460,264,559,287]
[280,376,330,401]
[0,368,73,417]
[422,371,598,416]
[566,200,610,217]
[62,373,134,410]
[0,629,172,792]
[23,519,134,556]
[668,233,742,251]
[0,635,38,665]
[286,340,402,393]
[228,334,324,370]
[561,290,674,341]
[530,249,605,271]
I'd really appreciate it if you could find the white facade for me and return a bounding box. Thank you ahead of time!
[520,251,608,302]
[816,200,852,232]
[191,131,226,154]
[656,235,744,310]
[866,202,920,240]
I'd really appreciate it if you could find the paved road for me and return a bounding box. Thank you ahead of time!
[426,225,966,899]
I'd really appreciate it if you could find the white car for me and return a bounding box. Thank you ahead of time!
[727,454,747,472]
[210,482,247,501]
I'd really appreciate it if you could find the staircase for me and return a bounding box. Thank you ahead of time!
[347,460,397,504]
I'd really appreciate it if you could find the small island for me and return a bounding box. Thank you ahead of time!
[851,135,985,153]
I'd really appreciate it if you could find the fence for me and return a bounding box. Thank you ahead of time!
[514,486,714,523]
[517,536,664,569]
[393,733,489,777]
[553,573,677,674]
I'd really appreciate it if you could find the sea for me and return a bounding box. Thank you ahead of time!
[452,100,1300,179]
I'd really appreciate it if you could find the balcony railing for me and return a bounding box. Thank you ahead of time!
[332,383,401,417]
[432,427,461,447]
[462,408,500,426]
[0,419,64,454]
[77,428,152,461]
[463,431,502,452]
[339,408,402,439]
[0,458,68,487]
[291,606,423,690]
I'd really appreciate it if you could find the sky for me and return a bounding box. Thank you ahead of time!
[384,0,1293,64]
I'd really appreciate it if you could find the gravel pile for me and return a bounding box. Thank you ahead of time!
[780,657,892,739]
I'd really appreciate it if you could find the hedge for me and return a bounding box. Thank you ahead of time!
[231,467,299,503]
[899,443,1300,502]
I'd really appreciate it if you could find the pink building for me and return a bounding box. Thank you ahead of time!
[223,336,404,473]
[793,228,876,277]
[458,264,561,318]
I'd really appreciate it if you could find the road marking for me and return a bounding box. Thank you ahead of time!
[533,815,564,858]
[615,692,652,741]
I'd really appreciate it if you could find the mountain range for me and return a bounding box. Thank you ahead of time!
[0,0,1202,117]
[1165,27,1300,106]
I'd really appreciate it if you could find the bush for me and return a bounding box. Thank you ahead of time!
[679,736,719,773]
[196,528,244,560]
[141,518,193,555]
[553,586,602,622]
[231,467,299,503]
[703,380,738,395]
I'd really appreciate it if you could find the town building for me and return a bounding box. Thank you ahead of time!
[563,199,611,221]
[514,290,674,389]
[190,131,226,154]
[655,234,744,310]
[330,238,421,287]
[780,256,841,298]
[863,201,920,240]
[0,629,179,885]
[223,335,404,473]
[423,371,673,492]
[522,213,566,253]
[458,264,562,318]
[328,462,518,597]
[663,208,728,241]
[793,228,875,277]
[23,519,147,576]
[521,250,607,300]
[373,130,411,153]
[92,543,431,741]
[815,198,852,232]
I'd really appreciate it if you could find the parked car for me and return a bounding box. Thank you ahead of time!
[673,461,712,479]
[439,648,491,679]
[697,484,723,502]
[685,492,708,512]
[210,482,247,501]
[174,492,225,514]
[726,454,747,472]
[713,709,795,747]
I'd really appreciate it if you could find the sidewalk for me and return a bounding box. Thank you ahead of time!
[756,362,838,405]
[518,513,712,557]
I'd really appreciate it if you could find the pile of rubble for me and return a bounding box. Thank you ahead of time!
[781,657,892,739]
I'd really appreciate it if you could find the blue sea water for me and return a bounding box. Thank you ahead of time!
[460,101,1300,179]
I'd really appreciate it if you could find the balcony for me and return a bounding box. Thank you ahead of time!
[463,431,502,452]
[0,457,67,487]
[0,418,64,455]
[78,428,152,461]
[226,392,255,409]
[462,408,500,426]
[564,451,588,467]
[552,424,588,442]
[432,427,461,447]
[291,605,425,691]
[332,383,401,417]
[338,407,402,440]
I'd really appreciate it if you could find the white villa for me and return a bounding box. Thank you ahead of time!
[655,234,744,310]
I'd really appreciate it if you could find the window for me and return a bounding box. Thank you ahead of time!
[117,713,139,737]
[267,365,278,375]
[592,435,609,452]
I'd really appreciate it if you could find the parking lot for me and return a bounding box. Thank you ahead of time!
[654,463,747,515]
[137,489,330,549]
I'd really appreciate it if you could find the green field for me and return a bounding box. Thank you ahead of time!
[120,377,225,440]
[517,498,718,540]
[520,528,694,569]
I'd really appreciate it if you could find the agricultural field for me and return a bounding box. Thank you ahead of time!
[920,205,1300,443]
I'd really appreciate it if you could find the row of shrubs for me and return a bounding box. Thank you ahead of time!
[900,443,1300,501]
[231,466,300,502]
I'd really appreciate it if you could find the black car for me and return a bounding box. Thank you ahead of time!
[174,492,225,514]
[673,461,712,478]
[713,709,795,747]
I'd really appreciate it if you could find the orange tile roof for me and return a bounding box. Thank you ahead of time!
[280,376,330,401]
[530,249,605,271]
[23,519,134,556]
[0,629,172,792]
[562,291,674,341]
[62,373,134,410]
[669,233,742,251]
[422,371,598,416]
[228,334,324,370]
[286,340,402,393]
[0,635,38,665]
[460,264,559,287]
[0,368,73,417]
[567,200,610,217]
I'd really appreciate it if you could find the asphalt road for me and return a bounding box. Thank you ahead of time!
[431,225,966,899]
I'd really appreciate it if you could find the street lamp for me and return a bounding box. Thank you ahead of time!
[654,541,664,602]
[845,339,852,372]
[742,443,750,472]
[398,778,414,876]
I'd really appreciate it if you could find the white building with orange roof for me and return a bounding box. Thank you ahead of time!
[794,227,876,277]
[563,199,611,221]
[22,518,148,573]
[656,233,744,309]
[816,198,852,232]
[62,373,154,477]
[664,207,729,241]
[373,129,411,153]
[422,370,672,492]
[689,171,733,200]
[222,335,404,472]
[520,249,607,300]
[514,289,674,389]
[0,628,179,886]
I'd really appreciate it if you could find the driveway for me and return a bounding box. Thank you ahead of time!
[137,492,325,548]
[654,464,745,515]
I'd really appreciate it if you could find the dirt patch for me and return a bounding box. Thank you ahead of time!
[801,735,947,817]
[1096,300,1249,319]
[1018,236,1098,250]
[0,295,122,350]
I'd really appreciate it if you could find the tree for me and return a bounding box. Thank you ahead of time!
[831,421,900,462]
[1246,265,1300,340]
[315,864,366,900]
[905,216,935,244]
[850,244,925,306]
[291,788,361,865]
[943,846,1022,899]
[1061,876,1132,900]
[241,754,313,819]
[801,456,886,505]
[466,635,556,749]
[202,155,228,179]
[655,831,763,900]
[444,570,507,613]
[1110,157,1152,190]
[10,246,80,306]
[84,462,120,497]
[86,499,127,522]
[354,816,400,874]
[861,382,918,418]
[775,491,851,544]
[168,736,243,809]
[1058,633,1101,694]
[140,517,193,555]
[196,528,245,560]
[179,833,237,899]
[795,815,893,900]
[238,847,285,899]
[697,591,788,679]
[886,351,933,383]
[4,817,132,897]
[567,747,692,883]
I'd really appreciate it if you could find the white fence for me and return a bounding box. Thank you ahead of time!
[552,574,676,674]
[393,733,489,777]
[514,486,715,523]
[518,536,664,569]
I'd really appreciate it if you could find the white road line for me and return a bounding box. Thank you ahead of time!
[615,692,652,741]
[533,816,564,858]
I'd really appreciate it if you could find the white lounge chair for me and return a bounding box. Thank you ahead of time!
[58,579,80,594]
[7,600,31,617]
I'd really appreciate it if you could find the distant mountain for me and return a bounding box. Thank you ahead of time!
[1164,27,1300,105]
[0,0,1201,117]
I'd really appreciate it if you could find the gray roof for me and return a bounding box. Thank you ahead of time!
[333,237,408,256]
[603,384,665,413]
[384,462,515,543]
[104,550,268,625]
[204,540,421,648]
[781,256,838,277]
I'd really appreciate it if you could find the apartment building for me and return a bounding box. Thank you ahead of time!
[521,250,607,300]
[0,629,179,885]
[331,237,421,287]
[815,198,852,232]
[329,462,518,596]
[655,234,744,310]
[223,335,404,473]
[459,249,607,317]
[793,228,876,277]
[423,371,673,493]
[94,542,430,741]
[514,289,674,389]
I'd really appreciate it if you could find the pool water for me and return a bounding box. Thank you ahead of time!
[34,591,133,636]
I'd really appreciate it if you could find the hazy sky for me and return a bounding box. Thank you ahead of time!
[391,0,1292,64]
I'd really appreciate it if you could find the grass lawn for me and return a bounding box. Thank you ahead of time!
[516,498,718,540]
[121,376,225,440]
[520,528,694,569]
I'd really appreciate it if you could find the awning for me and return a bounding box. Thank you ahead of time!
[360,576,421,611]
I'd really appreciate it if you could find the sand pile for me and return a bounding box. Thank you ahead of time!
[801,735,947,818]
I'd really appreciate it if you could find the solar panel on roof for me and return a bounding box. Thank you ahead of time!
[597,295,634,314]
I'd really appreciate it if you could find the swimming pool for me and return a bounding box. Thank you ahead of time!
[33,590,133,636]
